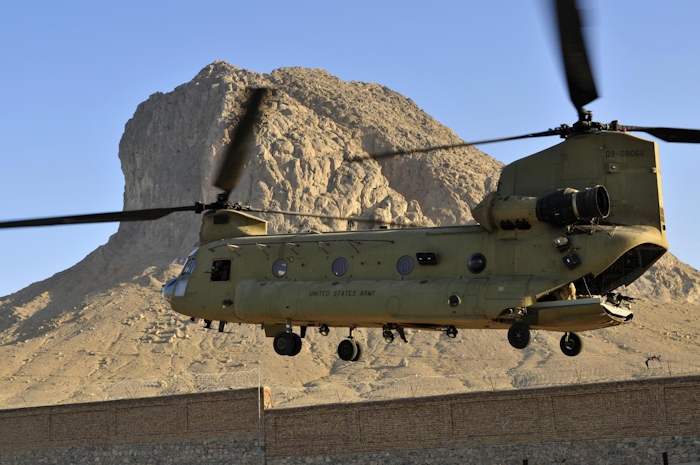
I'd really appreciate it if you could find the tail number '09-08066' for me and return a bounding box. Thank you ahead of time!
[605,150,645,157]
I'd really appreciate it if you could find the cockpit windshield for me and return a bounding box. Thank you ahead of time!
[181,258,196,276]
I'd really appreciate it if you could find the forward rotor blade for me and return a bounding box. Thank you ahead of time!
[361,129,561,161]
[213,88,268,200]
[554,0,598,118]
[0,205,198,229]
[245,207,417,227]
[620,126,700,143]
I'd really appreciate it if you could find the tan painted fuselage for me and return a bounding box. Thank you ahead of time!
[165,131,667,338]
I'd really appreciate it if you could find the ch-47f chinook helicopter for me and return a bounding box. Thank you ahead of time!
[2,0,700,362]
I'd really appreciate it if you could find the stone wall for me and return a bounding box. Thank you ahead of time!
[1,378,699,464]
[267,436,699,465]
[0,437,264,465]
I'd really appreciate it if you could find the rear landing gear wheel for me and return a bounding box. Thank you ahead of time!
[445,326,458,339]
[508,322,532,350]
[560,332,583,357]
[273,332,295,356]
[338,339,359,361]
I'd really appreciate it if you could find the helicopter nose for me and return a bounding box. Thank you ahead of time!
[162,278,177,307]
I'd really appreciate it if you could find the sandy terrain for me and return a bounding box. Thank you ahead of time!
[1,262,698,411]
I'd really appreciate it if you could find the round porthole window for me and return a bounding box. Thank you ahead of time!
[467,253,487,274]
[332,257,349,276]
[272,259,287,277]
[397,255,414,275]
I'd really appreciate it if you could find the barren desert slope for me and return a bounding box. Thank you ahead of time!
[1,62,699,409]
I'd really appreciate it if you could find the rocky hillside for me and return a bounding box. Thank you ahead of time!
[0,62,699,410]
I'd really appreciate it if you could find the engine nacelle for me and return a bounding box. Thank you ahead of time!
[471,185,610,232]
[536,185,610,227]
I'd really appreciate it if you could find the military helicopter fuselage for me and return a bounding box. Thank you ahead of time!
[162,130,667,359]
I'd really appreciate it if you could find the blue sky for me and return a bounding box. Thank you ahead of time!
[0,0,698,297]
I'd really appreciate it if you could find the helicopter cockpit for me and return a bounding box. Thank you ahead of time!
[162,249,198,304]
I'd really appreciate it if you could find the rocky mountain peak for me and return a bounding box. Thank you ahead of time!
[3,60,699,312]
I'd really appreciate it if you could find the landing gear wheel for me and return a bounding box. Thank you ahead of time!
[337,339,358,361]
[351,341,363,362]
[445,325,458,339]
[560,332,583,357]
[273,332,295,356]
[508,322,532,350]
[289,333,302,356]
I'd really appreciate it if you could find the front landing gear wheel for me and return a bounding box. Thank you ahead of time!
[338,339,359,361]
[273,332,295,356]
[290,333,302,356]
[560,332,583,357]
[351,341,363,362]
[508,322,532,349]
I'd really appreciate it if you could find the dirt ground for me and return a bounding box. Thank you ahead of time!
[1,263,698,411]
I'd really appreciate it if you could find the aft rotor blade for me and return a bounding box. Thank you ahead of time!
[554,0,598,118]
[245,207,417,227]
[621,126,700,144]
[0,205,198,229]
[213,88,268,200]
[362,129,561,161]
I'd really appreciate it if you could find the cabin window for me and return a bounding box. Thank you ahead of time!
[467,253,487,274]
[332,257,349,276]
[397,255,414,275]
[272,259,287,277]
[211,260,231,281]
[181,258,196,276]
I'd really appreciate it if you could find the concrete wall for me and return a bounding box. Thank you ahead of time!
[1,377,699,464]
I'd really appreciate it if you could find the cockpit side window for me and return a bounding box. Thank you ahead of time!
[181,258,196,275]
[211,259,232,282]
